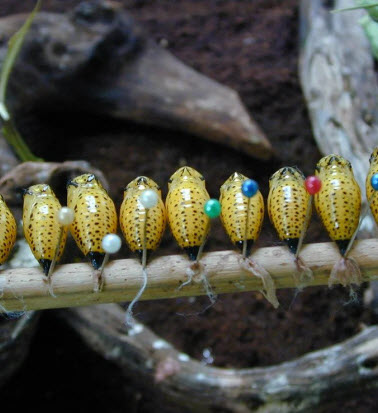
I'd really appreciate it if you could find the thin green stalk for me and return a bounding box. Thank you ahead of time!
[0,0,43,162]
[2,121,42,162]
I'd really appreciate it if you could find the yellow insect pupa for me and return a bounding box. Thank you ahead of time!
[219,172,264,255]
[166,166,210,261]
[268,166,310,254]
[23,184,67,275]
[314,155,362,287]
[268,166,313,285]
[166,166,218,306]
[120,176,167,325]
[67,174,117,270]
[220,173,278,308]
[120,176,166,260]
[0,195,16,265]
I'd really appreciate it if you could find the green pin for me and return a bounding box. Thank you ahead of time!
[204,199,221,218]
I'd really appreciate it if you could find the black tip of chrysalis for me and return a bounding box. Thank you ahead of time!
[235,240,254,257]
[285,238,299,255]
[137,249,153,263]
[39,259,52,276]
[336,239,350,257]
[184,246,199,261]
[87,252,105,269]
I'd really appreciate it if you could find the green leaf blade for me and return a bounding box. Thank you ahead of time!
[0,0,41,105]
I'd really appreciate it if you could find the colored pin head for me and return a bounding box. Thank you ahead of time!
[371,173,378,191]
[305,176,322,195]
[101,234,122,254]
[57,207,75,226]
[204,199,221,218]
[242,179,259,198]
[139,189,159,209]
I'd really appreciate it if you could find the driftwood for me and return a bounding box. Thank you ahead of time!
[61,303,378,413]
[299,0,378,313]
[299,0,378,234]
[0,160,109,204]
[0,2,272,159]
[1,239,378,312]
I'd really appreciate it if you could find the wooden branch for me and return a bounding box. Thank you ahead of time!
[0,161,110,204]
[1,239,378,312]
[60,303,378,412]
[0,2,272,159]
[299,0,378,235]
[299,0,378,310]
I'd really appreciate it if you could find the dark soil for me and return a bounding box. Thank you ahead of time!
[0,1,377,412]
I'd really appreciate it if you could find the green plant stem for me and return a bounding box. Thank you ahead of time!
[2,119,42,162]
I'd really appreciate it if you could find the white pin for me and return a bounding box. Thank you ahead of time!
[125,189,158,326]
[98,233,122,280]
[46,207,75,296]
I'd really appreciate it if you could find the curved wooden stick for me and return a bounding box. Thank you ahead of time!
[60,303,378,412]
[1,239,378,312]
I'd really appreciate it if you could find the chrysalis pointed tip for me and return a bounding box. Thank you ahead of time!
[235,240,254,257]
[39,259,52,276]
[184,246,199,261]
[87,252,105,269]
[335,239,350,257]
[285,238,299,255]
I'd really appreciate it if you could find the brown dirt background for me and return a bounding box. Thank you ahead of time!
[0,1,377,411]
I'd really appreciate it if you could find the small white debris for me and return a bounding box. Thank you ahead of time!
[265,374,289,393]
[196,373,206,381]
[178,353,190,362]
[201,348,214,365]
[153,339,171,350]
[128,323,144,336]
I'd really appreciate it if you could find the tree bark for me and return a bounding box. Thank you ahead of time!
[1,239,378,312]
[61,303,378,413]
[299,0,378,235]
[299,0,378,312]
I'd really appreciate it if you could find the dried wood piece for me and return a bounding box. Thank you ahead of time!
[299,0,378,199]
[300,0,378,312]
[0,160,109,204]
[0,2,272,159]
[60,303,378,412]
[1,239,378,312]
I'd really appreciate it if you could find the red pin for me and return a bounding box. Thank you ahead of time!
[305,176,322,195]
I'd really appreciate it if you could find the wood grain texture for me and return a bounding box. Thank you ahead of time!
[60,303,378,413]
[299,0,378,236]
[1,239,378,312]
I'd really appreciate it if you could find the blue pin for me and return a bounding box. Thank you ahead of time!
[371,173,378,191]
[241,179,259,258]
[242,179,258,198]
